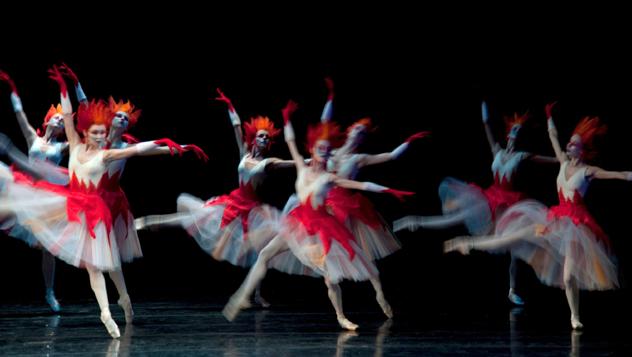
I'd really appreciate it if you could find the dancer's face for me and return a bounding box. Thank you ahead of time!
[46,114,65,134]
[111,111,130,130]
[312,139,332,163]
[254,130,270,150]
[566,134,583,159]
[85,124,107,148]
[347,124,367,146]
[506,124,521,150]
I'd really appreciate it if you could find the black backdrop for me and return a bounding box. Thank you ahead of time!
[1,9,631,329]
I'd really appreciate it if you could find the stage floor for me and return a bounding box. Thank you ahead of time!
[1,301,629,356]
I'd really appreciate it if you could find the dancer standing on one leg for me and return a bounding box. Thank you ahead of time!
[135,88,295,306]
[0,69,70,312]
[445,103,630,329]
[223,100,413,330]
[320,77,429,317]
[395,101,555,305]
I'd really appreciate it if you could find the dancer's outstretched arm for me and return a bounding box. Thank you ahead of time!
[103,138,205,162]
[265,158,297,170]
[0,70,38,148]
[528,154,559,164]
[334,177,414,201]
[0,133,68,184]
[586,166,632,181]
[359,131,430,166]
[131,141,208,161]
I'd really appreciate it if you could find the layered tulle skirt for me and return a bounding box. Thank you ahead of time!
[0,163,120,271]
[325,187,400,260]
[490,199,618,290]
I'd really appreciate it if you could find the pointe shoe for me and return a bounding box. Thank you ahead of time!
[571,315,584,330]
[443,237,471,255]
[508,289,525,306]
[337,316,359,331]
[117,295,134,324]
[254,293,271,308]
[45,288,61,313]
[376,293,394,319]
[100,311,121,339]
[222,295,251,322]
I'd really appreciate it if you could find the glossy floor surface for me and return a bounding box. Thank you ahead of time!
[1,301,629,356]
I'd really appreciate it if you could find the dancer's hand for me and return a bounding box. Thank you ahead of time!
[324,76,334,100]
[405,131,431,143]
[48,65,68,96]
[154,138,184,156]
[214,88,235,112]
[384,188,414,202]
[545,101,557,120]
[481,101,489,123]
[183,144,209,162]
[282,100,298,125]
[0,70,18,94]
[59,62,80,86]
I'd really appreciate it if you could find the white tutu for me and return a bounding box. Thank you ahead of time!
[438,177,493,235]
[113,211,142,263]
[275,194,378,284]
[0,165,120,271]
[325,187,400,260]
[176,189,280,268]
[493,199,618,291]
[99,186,143,263]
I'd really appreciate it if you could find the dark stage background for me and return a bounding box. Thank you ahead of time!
[2,10,631,332]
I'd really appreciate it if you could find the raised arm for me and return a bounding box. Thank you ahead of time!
[0,71,37,147]
[282,100,304,172]
[358,131,430,167]
[215,88,246,157]
[320,77,334,123]
[48,65,81,148]
[545,102,566,163]
[0,132,69,185]
[481,101,500,157]
[59,62,88,105]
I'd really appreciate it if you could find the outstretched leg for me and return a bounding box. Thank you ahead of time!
[393,210,470,232]
[223,236,288,321]
[444,225,537,255]
[134,213,187,230]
